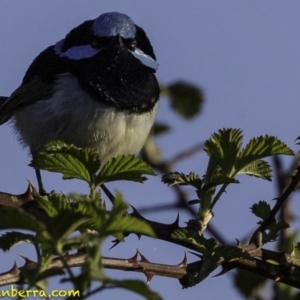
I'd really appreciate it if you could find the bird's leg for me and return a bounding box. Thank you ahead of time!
[35,168,47,195]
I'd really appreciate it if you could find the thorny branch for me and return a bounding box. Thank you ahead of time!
[1,149,300,290]
[1,180,300,289]
[250,165,300,246]
[0,251,189,287]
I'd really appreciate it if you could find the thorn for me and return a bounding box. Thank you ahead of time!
[235,239,242,247]
[128,250,139,263]
[28,180,39,197]
[144,272,155,284]
[188,251,202,259]
[171,213,180,228]
[64,251,71,261]
[109,239,122,250]
[212,265,233,277]
[8,261,19,274]
[187,199,201,206]
[17,181,35,201]
[129,205,145,220]
[177,252,187,268]
[19,254,36,267]
[138,250,150,263]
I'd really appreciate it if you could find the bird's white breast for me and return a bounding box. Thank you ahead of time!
[13,73,158,162]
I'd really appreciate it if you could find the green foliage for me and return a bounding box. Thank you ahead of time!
[162,128,294,234]
[96,155,155,185]
[250,200,271,220]
[151,122,171,137]
[204,128,243,176]
[237,159,272,180]
[251,200,290,244]
[0,127,296,298]
[161,81,204,119]
[30,142,154,191]
[0,143,157,299]
[263,220,290,244]
[30,141,101,183]
[162,171,202,188]
[173,228,249,286]
[0,231,36,251]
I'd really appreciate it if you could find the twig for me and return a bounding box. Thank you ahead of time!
[0,251,188,287]
[250,166,300,244]
[101,184,115,204]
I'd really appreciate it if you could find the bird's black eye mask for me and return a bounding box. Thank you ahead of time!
[90,36,136,51]
[55,19,158,70]
[60,20,156,60]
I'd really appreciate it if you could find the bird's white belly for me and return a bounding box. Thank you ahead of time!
[13,73,158,162]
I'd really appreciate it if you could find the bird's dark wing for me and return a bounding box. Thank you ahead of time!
[0,96,8,106]
[0,46,68,125]
[0,77,53,124]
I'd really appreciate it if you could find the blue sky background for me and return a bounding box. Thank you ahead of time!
[1,1,300,299]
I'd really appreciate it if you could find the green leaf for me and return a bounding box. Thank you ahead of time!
[0,231,35,251]
[172,229,217,256]
[164,81,204,119]
[150,122,171,137]
[96,155,155,185]
[213,245,249,261]
[0,207,45,234]
[47,212,90,242]
[161,171,202,189]
[30,141,101,184]
[250,200,271,220]
[37,194,72,217]
[204,128,243,176]
[263,220,290,243]
[237,160,272,181]
[202,168,238,192]
[236,135,294,171]
[104,216,155,238]
[95,192,154,238]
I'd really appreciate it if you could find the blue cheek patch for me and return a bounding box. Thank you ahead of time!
[93,12,136,39]
[54,39,100,60]
[131,49,159,70]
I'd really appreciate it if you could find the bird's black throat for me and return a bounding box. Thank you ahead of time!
[71,39,160,114]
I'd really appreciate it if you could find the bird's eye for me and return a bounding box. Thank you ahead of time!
[128,40,137,51]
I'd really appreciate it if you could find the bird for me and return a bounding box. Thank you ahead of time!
[0,12,160,194]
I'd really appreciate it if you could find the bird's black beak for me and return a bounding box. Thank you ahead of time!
[109,34,125,49]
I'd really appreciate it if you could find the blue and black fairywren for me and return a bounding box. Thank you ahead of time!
[0,12,160,193]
